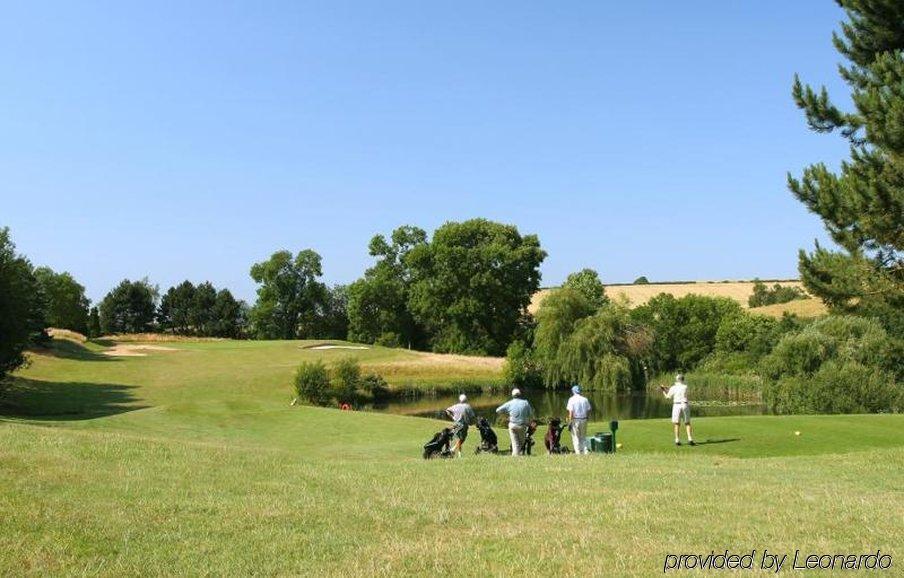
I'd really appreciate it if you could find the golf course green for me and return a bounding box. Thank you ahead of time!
[1,336,901,575]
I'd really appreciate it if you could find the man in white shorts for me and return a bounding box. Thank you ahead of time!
[660,374,695,446]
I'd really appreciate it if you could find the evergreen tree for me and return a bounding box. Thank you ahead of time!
[789,0,904,333]
[87,306,101,338]
[158,281,196,334]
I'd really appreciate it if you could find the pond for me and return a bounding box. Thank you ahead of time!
[368,387,767,423]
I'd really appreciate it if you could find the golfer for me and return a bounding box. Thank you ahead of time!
[660,374,695,446]
[496,389,534,456]
[445,394,476,457]
[566,384,592,454]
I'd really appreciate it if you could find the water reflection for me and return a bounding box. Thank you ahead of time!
[369,388,766,422]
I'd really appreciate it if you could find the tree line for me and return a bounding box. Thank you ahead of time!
[0,218,546,380]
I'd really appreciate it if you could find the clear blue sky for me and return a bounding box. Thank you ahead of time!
[1,1,851,303]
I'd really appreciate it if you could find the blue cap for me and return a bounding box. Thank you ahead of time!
[572,385,581,394]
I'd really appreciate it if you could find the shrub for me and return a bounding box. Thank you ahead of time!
[716,314,777,357]
[504,340,543,389]
[375,332,402,348]
[764,361,900,414]
[294,361,331,406]
[360,372,390,399]
[633,276,649,284]
[748,279,807,308]
[332,357,361,403]
[760,315,901,414]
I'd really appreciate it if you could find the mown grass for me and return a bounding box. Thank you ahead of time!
[1,336,901,576]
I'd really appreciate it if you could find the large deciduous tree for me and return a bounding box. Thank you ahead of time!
[562,268,609,310]
[249,249,328,339]
[789,0,904,333]
[0,228,46,379]
[98,279,158,334]
[347,226,426,348]
[33,267,90,334]
[407,219,546,356]
[630,293,742,373]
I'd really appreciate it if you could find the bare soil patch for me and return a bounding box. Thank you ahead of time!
[102,344,179,357]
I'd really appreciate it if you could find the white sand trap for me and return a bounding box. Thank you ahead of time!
[306,344,371,351]
[103,344,178,357]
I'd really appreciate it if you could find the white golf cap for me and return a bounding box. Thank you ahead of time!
[458,394,467,403]
[676,374,685,382]
[511,388,521,397]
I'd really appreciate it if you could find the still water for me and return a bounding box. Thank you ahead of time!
[369,388,766,423]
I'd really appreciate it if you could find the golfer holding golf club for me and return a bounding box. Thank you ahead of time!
[660,374,695,446]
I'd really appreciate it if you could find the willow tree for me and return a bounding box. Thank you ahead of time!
[789,0,904,333]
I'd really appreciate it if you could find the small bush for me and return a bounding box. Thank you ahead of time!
[360,372,390,399]
[715,313,780,358]
[332,357,361,403]
[764,361,900,414]
[294,361,331,406]
[748,279,807,308]
[633,276,649,284]
[375,332,402,348]
[760,315,901,414]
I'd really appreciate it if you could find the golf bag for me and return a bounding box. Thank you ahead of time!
[422,427,454,459]
[544,418,571,455]
[474,417,498,454]
[523,419,538,455]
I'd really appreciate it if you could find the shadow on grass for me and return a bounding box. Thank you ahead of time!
[0,377,146,420]
[31,339,118,362]
[696,438,741,445]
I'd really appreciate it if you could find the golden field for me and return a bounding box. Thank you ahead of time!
[529,280,811,314]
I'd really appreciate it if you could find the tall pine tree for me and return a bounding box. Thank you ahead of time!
[789,0,903,334]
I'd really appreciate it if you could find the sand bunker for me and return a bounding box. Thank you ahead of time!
[103,344,178,357]
[306,344,371,351]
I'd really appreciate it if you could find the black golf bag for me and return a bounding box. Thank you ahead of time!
[422,427,454,459]
[474,417,498,454]
[522,419,538,455]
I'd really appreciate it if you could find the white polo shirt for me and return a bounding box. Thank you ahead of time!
[665,382,688,404]
[566,394,592,419]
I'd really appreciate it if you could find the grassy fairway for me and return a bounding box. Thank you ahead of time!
[1,337,901,576]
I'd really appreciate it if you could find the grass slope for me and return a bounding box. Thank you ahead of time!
[1,337,901,576]
[750,297,828,319]
[530,280,808,313]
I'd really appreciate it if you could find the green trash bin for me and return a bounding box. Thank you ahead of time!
[590,432,607,453]
[599,432,614,453]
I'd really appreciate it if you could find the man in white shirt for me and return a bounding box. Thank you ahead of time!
[566,384,592,454]
[660,374,695,446]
